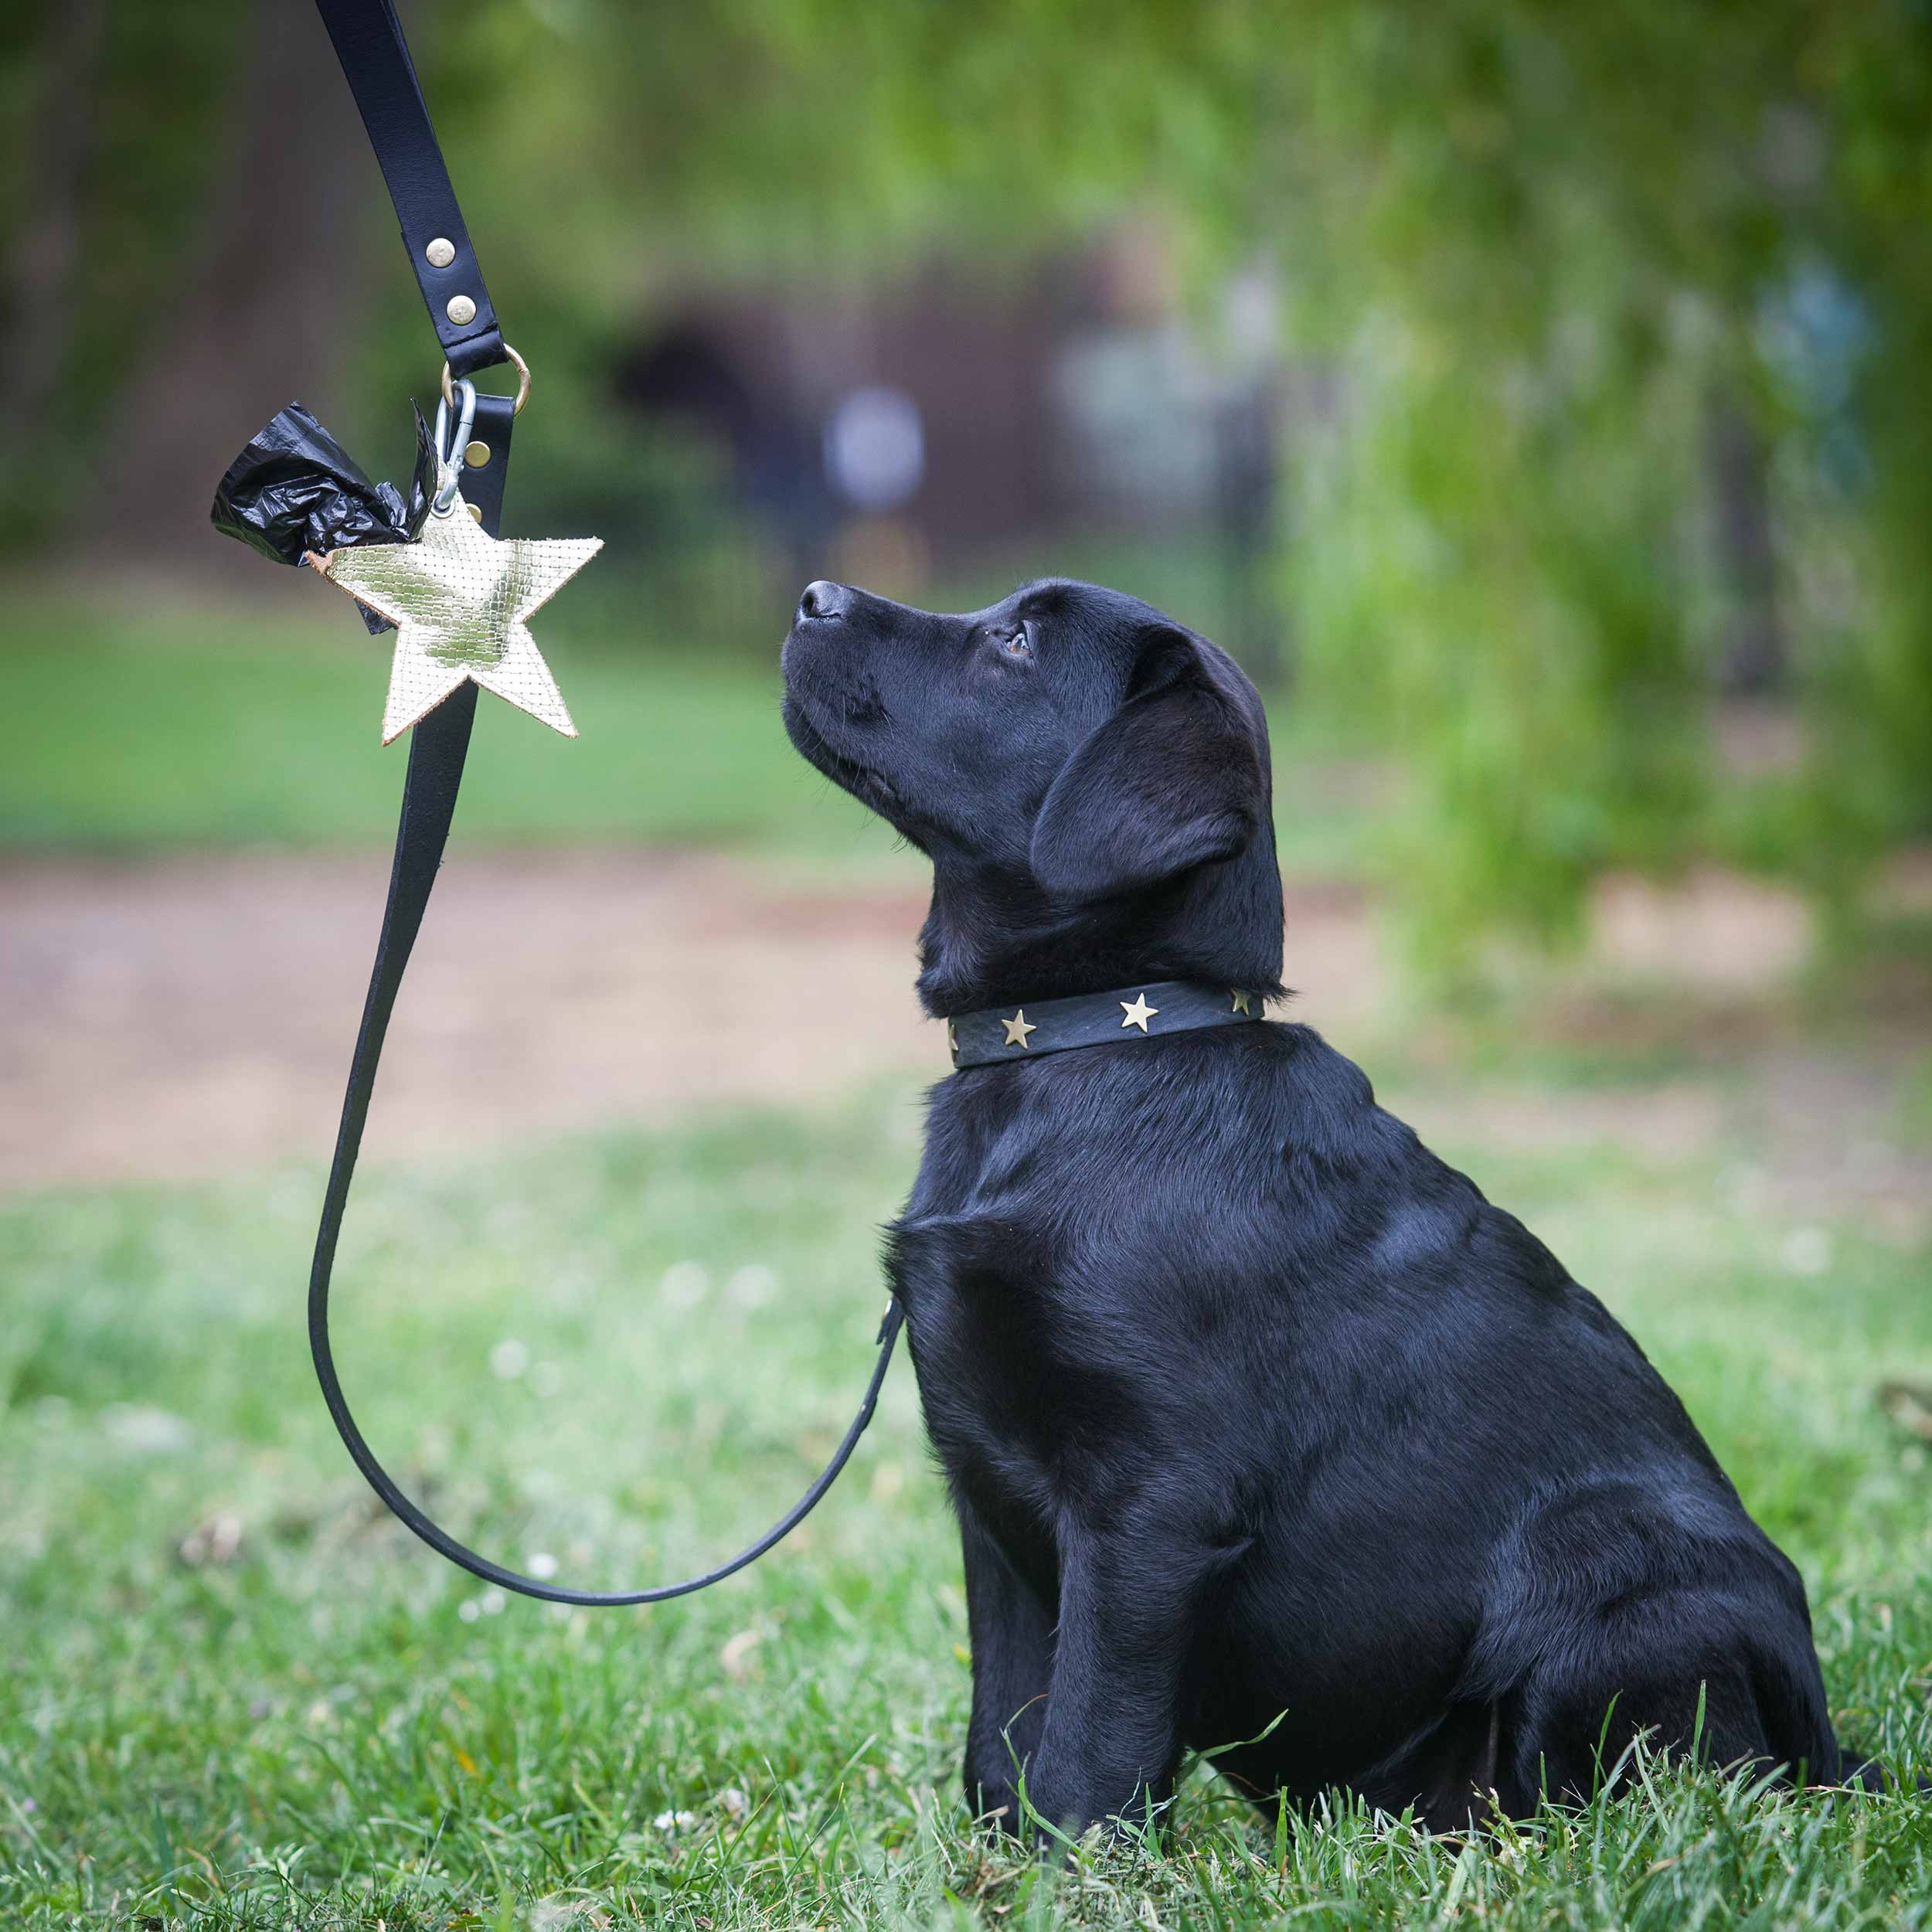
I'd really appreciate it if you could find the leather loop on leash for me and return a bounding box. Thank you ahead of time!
[314,0,507,378]
[307,0,901,1607]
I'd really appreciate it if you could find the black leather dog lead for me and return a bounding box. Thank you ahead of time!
[948,980,1264,1068]
[306,0,902,1607]
[315,0,505,377]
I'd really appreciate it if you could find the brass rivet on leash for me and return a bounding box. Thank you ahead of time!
[424,236,456,267]
[464,439,491,467]
[446,293,477,325]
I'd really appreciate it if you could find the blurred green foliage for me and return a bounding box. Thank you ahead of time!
[5,1,1930,961]
[1268,5,1932,961]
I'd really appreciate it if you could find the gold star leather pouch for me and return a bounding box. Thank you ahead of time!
[310,488,599,743]
[213,396,599,745]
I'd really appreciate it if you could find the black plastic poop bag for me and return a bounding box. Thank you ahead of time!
[211,403,436,633]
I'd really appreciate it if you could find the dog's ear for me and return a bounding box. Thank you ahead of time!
[1029,628,1264,903]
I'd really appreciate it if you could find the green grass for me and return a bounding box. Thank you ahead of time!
[0,587,1376,879]
[2,1083,1930,1928]
[2,590,907,868]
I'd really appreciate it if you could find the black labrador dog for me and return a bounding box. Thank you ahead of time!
[781,576,1846,1837]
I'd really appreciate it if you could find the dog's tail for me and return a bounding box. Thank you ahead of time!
[1834,1740,1930,1796]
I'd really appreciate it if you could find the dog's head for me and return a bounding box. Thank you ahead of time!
[782,577,1283,1015]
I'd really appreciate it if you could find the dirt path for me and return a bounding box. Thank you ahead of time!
[0,851,1398,1191]
[3,852,922,1190]
[3,852,1925,1234]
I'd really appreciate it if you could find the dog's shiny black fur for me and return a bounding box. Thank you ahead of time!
[781,576,1844,1836]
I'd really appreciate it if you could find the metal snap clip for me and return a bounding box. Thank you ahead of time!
[430,377,478,516]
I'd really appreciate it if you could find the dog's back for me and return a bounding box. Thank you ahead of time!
[897,1016,1838,1825]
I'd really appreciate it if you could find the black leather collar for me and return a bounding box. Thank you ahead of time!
[947,979,1264,1068]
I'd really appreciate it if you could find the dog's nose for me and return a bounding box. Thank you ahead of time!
[798,580,849,623]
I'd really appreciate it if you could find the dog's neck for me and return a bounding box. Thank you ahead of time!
[913,854,1287,1019]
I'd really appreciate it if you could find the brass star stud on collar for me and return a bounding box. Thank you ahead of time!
[1230,989,1254,1015]
[1001,1009,1038,1049]
[1120,993,1159,1032]
[311,492,600,744]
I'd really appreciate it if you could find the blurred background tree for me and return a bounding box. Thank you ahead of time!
[3,0,1927,968]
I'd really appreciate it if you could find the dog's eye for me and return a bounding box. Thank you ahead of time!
[998,622,1033,661]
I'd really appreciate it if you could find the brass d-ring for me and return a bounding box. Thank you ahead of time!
[442,341,530,417]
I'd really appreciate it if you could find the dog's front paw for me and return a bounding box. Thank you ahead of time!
[964,1767,1028,1838]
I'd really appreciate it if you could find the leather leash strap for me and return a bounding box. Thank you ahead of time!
[315,0,505,376]
[308,0,902,1607]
